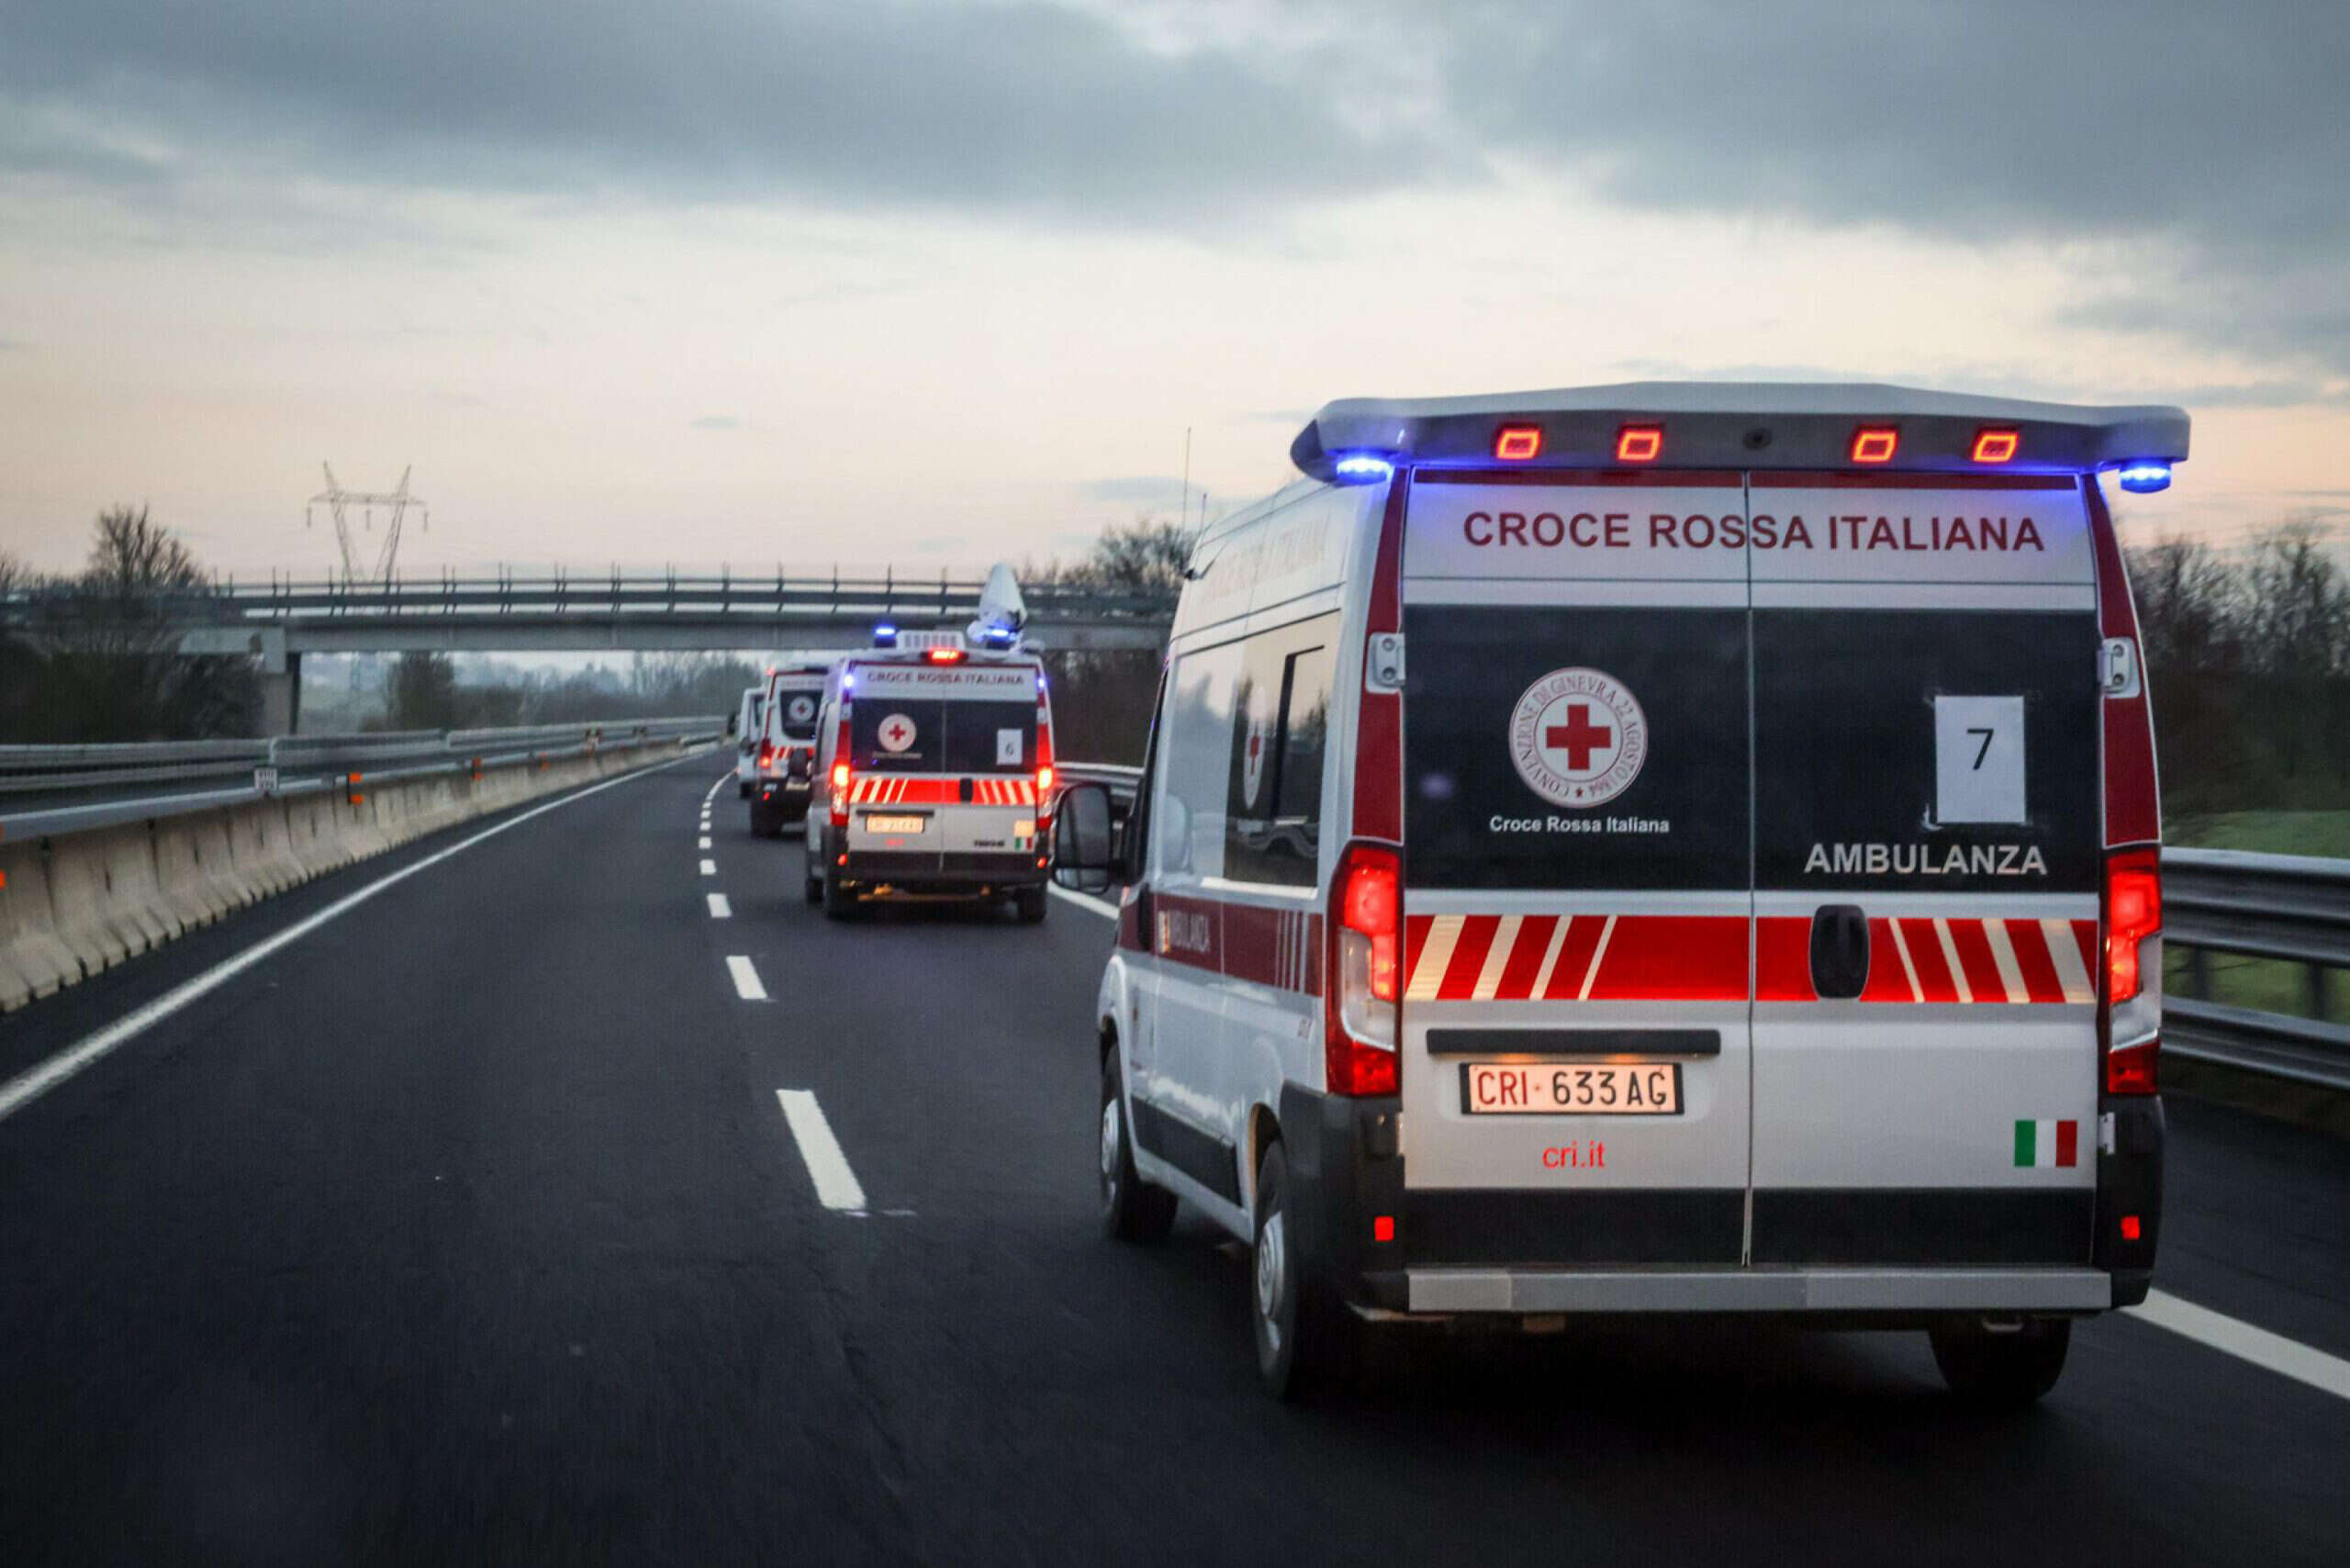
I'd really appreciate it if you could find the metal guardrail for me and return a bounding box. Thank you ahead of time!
[0,717,725,839]
[1052,768,2349,1092]
[2164,847,2350,1089]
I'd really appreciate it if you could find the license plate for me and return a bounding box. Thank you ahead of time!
[864,813,927,834]
[1461,1062,1682,1115]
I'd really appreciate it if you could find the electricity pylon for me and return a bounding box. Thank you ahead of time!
[307,464,429,584]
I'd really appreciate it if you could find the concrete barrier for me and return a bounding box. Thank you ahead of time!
[0,742,711,1012]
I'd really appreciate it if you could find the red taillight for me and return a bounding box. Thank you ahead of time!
[1371,1215,1395,1243]
[1494,424,1542,461]
[925,647,965,664]
[1972,428,2020,464]
[2120,1214,2143,1242]
[758,744,775,767]
[1616,424,1662,463]
[1036,765,1054,794]
[1851,426,1899,464]
[1326,842,1401,1097]
[2107,1037,2159,1095]
[2106,850,2160,1004]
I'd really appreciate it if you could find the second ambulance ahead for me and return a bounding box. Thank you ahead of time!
[1052,382,2182,1404]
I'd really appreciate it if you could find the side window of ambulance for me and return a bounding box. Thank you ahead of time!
[1223,616,1337,888]
[1153,643,1241,883]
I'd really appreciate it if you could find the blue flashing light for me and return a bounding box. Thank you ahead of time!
[1331,453,1394,484]
[872,621,899,648]
[2116,460,2173,495]
[842,672,856,691]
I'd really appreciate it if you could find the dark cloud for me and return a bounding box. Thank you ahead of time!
[0,1,1424,221]
[3,1,2344,376]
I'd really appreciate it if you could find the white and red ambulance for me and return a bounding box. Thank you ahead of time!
[1051,383,2181,1403]
[805,628,1057,920]
[748,663,828,836]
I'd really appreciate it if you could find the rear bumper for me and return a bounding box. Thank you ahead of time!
[1403,1266,2111,1316]
[837,847,1046,890]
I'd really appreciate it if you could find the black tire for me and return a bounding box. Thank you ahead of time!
[1930,1317,2071,1409]
[1251,1141,1360,1400]
[1015,884,1048,924]
[748,797,780,838]
[1099,1052,1176,1243]
[737,779,752,800]
[822,868,856,920]
[803,870,822,905]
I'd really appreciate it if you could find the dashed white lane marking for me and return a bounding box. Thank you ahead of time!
[707,893,732,919]
[0,757,694,1125]
[2127,1290,2350,1403]
[699,858,717,876]
[698,835,711,850]
[726,955,767,1001]
[1046,883,1118,919]
[776,1089,867,1211]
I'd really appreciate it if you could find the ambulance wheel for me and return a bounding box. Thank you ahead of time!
[1930,1316,2071,1409]
[803,870,822,905]
[737,780,751,800]
[1099,1053,1175,1244]
[822,868,856,920]
[1014,884,1048,924]
[748,797,779,837]
[1251,1140,1361,1401]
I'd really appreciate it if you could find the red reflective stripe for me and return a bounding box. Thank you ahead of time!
[1860,918,1914,1002]
[1543,917,1608,999]
[1438,916,1502,1000]
[1903,919,1964,1002]
[2070,918,2097,976]
[1493,915,1559,1000]
[1948,920,2006,1000]
[1584,915,1746,1001]
[2007,918,2066,1002]
[1755,917,1811,1001]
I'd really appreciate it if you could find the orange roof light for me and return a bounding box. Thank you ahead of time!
[925,647,967,664]
[1493,425,1543,461]
[1851,427,1899,464]
[1972,428,2020,464]
[1616,425,1663,463]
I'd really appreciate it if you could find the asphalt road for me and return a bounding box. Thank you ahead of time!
[3,758,2345,1566]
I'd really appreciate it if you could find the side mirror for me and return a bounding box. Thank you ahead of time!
[1051,783,1117,893]
[725,715,739,738]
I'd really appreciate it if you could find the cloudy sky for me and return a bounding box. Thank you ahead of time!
[1,0,2343,578]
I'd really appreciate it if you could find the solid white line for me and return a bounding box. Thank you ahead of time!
[698,835,711,850]
[0,757,689,1126]
[699,858,717,876]
[707,893,732,919]
[1046,882,1118,919]
[726,955,767,1001]
[776,1089,867,1211]
[2128,1290,2350,1403]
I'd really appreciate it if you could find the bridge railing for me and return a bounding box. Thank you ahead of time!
[1056,766,2348,1092]
[0,718,724,839]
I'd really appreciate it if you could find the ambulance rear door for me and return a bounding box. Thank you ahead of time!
[1746,474,2102,1269]
[1396,469,1753,1268]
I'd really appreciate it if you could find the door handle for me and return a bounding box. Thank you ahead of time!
[1809,904,1871,999]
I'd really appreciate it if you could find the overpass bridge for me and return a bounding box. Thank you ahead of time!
[4,566,1181,730]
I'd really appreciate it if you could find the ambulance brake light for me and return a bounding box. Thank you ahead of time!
[2106,852,2160,1004]
[1851,427,1899,464]
[1494,425,1542,461]
[1326,842,1400,1097]
[1036,766,1054,793]
[831,762,850,791]
[2117,460,2172,494]
[1971,429,2020,464]
[925,647,966,664]
[1331,453,1393,483]
[1616,425,1662,463]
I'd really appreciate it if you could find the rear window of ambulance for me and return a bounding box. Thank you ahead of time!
[851,698,1035,774]
[769,684,822,740]
[1402,604,1751,890]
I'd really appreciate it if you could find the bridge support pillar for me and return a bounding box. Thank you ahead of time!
[260,652,302,737]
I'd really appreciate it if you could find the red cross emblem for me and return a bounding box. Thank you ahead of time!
[878,713,916,753]
[1544,703,1614,770]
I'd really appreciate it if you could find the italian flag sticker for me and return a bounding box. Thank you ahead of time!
[2013,1119,2079,1168]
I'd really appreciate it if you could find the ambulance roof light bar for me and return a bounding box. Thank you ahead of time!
[2116,460,2173,494]
[1289,382,2188,480]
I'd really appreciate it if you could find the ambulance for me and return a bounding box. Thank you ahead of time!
[804,575,1057,920]
[748,662,828,836]
[732,684,765,798]
[1050,384,2181,1403]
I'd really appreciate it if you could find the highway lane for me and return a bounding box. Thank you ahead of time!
[1,760,2344,1565]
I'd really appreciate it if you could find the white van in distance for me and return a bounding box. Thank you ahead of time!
[732,684,765,799]
[749,663,829,836]
[806,629,1057,921]
[1051,383,2182,1403]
